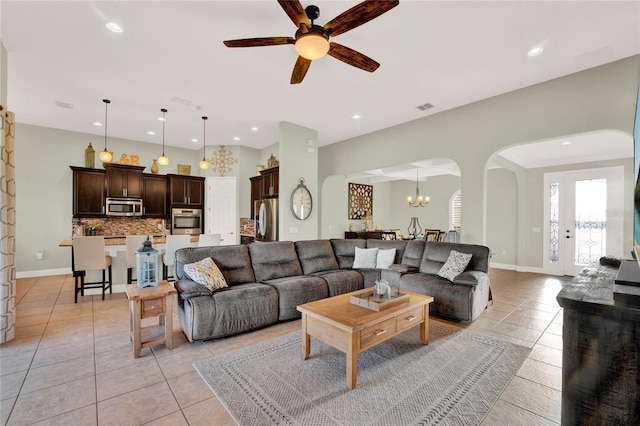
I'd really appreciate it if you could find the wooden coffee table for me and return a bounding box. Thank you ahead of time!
[297,288,434,389]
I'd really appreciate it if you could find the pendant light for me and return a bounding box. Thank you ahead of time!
[98,99,113,163]
[199,116,209,170]
[157,108,169,166]
[407,170,430,207]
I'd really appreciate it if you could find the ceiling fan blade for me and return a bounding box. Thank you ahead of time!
[291,56,312,84]
[324,0,399,37]
[278,0,311,28]
[223,37,295,48]
[327,42,379,72]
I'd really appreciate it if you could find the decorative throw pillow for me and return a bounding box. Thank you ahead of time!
[438,250,473,281]
[352,247,379,269]
[183,257,228,292]
[376,248,396,269]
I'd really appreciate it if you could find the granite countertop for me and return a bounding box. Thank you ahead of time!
[59,234,199,247]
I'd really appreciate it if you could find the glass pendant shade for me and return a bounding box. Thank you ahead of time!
[100,99,113,163]
[199,116,209,170]
[158,108,169,166]
[295,32,330,60]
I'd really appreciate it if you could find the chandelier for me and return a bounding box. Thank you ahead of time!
[407,170,430,207]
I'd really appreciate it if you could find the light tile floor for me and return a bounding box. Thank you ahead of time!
[1,269,568,425]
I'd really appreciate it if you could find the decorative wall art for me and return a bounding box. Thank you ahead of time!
[207,146,238,177]
[348,182,373,219]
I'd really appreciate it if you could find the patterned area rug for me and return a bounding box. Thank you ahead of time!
[194,321,530,426]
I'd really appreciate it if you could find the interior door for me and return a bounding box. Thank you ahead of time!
[205,177,237,245]
[543,166,624,276]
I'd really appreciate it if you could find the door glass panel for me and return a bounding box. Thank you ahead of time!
[574,178,607,264]
[549,181,560,263]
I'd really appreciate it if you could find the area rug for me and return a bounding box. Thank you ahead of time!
[194,322,530,426]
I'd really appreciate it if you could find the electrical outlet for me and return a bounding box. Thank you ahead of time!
[36,250,44,260]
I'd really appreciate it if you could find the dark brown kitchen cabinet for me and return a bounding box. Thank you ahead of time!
[261,167,279,198]
[142,174,168,218]
[71,166,106,217]
[104,163,144,198]
[250,175,262,219]
[168,174,204,208]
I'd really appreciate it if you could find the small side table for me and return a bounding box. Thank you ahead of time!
[125,281,177,358]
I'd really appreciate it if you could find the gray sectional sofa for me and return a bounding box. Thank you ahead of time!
[173,239,491,342]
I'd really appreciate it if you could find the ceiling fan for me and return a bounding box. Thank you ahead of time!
[223,0,399,84]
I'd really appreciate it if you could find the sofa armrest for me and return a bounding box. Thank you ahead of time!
[174,279,211,299]
[453,270,487,287]
[388,264,418,273]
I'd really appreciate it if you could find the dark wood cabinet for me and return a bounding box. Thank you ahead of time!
[250,175,262,218]
[71,166,106,217]
[168,175,204,208]
[142,174,168,218]
[344,231,398,240]
[261,166,279,198]
[104,163,144,198]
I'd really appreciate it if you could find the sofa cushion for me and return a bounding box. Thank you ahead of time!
[175,245,256,285]
[352,246,378,269]
[262,276,328,321]
[249,241,303,281]
[376,248,396,269]
[174,279,211,301]
[183,257,228,291]
[399,272,476,321]
[438,250,473,281]
[312,270,363,296]
[401,240,426,268]
[295,240,339,274]
[330,239,367,269]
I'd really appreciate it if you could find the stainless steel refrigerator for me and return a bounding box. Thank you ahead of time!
[254,199,278,241]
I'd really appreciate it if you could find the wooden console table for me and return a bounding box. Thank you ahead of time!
[125,281,176,358]
[556,261,640,424]
[344,231,397,240]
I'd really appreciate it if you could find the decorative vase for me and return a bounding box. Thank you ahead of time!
[151,159,159,174]
[84,143,95,168]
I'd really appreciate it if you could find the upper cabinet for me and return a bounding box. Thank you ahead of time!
[71,166,106,217]
[261,166,279,198]
[168,174,204,208]
[250,175,262,218]
[142,174,168,217]
[104,163,144,198]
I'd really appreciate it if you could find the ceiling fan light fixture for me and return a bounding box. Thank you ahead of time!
[295,32,329,60]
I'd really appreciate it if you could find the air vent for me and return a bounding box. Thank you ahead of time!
[416,103,434,111]
[55,101,74,109]
[170,96,192,105]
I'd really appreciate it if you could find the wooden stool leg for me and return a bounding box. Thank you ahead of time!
[101,269,106,300]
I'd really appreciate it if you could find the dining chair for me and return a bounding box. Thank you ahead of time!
[72,236,112,303]
[197,233,221,247]
[162,234,191,280]
[126,235,148,284]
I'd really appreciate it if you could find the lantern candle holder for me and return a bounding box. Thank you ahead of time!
[136,236,159,288]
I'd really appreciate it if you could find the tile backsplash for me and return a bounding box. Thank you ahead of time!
[72,217,167,237]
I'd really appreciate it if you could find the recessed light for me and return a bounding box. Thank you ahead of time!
[561,141,572,146]
[157,117,166,122]
[93,122,103,127]
[147,131,155,135]
[352,114,361,119]
[251,126,259,132]
[192,138,198,143]
[527,46,543,57]
[106,22,123,33]
[233,137,240,141]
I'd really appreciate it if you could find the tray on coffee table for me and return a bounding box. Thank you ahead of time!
[349,290,410,311]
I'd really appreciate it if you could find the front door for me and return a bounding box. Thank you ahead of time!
[543,166,624,276]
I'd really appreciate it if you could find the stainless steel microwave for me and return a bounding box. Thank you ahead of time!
[105,197,143,217]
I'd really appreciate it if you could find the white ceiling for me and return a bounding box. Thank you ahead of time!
[2,1,638,180]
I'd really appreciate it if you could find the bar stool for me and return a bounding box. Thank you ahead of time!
[72,236,112,303]
[126,235,147,284]
[162,235,191,281]
[197,233,221,247]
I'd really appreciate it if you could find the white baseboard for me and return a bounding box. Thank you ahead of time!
[490,263,516,271]
[490,263,548,274]
[17,268,71,278]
